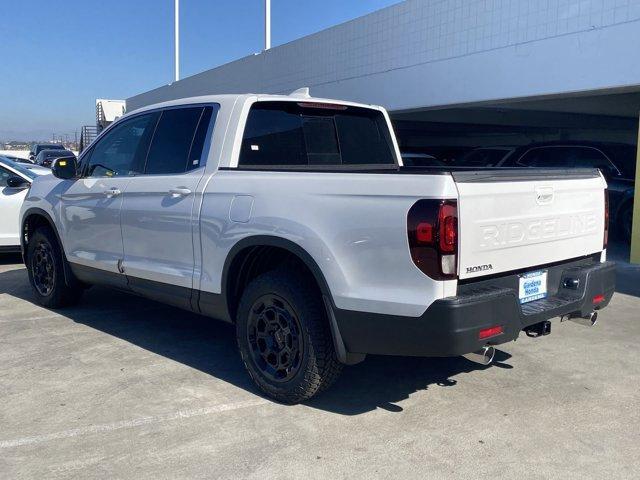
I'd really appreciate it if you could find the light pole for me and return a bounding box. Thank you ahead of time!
[264,0,271,50]
[174,0,180,82]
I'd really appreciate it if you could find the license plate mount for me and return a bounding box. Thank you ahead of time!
[518,270,548,304]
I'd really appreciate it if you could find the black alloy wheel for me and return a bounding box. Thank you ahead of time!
[31,241,56,296]
[246,294,304,383]
[236,270,343,403]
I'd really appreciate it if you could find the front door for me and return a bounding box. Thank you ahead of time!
[60,112,159,283]
[120,105,216,304]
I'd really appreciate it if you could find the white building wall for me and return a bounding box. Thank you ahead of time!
[127,0,640,111]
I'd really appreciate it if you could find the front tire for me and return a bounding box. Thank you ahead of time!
[26,227,82,308]
[236,270,342,403]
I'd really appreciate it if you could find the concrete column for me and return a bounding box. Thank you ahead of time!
[631,114,640,264]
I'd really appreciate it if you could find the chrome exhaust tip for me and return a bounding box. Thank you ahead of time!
[567,311,598,327]
[462,346,495,366]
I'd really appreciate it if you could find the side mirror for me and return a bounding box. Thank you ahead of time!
[6,176,30,189]
[29,154,35,161]
[51,156,78,180]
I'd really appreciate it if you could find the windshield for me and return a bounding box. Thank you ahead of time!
[42,150,72,159]
[0,157,37,180]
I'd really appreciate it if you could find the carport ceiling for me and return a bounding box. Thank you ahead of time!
[392,90,640,128]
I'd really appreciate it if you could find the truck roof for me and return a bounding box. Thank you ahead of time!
[126,90,382,117]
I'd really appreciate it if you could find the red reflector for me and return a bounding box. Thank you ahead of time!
[479,325,503,340]
[593,294,605,305]
[416,222,433,243]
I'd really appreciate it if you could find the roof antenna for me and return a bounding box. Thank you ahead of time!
[290,87,310,98]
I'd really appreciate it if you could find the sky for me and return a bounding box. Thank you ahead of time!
[0,0,400,141]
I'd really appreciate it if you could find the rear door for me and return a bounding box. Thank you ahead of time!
[454,169,606,280]
[120,105,217,305]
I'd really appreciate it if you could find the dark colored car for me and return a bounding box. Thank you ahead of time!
[456,146,516,167]
[498,142,636,242]
[28,143,66,162]
[35,149,76,168]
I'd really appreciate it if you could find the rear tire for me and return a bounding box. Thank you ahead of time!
[26,227,82,308]
[236,270,342,404]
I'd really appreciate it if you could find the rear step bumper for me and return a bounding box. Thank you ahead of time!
[333,261,616,358]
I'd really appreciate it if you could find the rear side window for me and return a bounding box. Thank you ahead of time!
[517,147,574,167]
[145,106,216,175]
[239,101,397,168]
[571,147,618,173]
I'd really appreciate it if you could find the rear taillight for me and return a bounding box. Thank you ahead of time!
[408,199,458,280]
[603,189,609,249]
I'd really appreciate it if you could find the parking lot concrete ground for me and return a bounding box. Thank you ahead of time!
[1,242,639,480]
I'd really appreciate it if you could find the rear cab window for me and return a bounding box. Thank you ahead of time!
[238,101,398,169]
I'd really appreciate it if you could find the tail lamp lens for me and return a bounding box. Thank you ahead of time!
[408,199,458,280]
[439,204,458,253]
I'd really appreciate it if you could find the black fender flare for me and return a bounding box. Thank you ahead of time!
[21,207,77,288]
[221,235,363,365]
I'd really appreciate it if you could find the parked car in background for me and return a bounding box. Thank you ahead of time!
[401,152,446,167]
[498,142,636,242]
[35,149,76,168]
[0,155,49,176]
[28,143,66,162]
[20,93,614,403]
[0,157,48,252]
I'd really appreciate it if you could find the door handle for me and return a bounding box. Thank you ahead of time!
[169,187,192,197]
[104,188,121,198]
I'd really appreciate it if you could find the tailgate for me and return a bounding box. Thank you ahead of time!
[453,169,606,280]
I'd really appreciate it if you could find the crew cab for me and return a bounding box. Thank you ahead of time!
[20,91,615,403]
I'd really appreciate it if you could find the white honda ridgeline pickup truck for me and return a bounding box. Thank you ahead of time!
[20,90,615,403]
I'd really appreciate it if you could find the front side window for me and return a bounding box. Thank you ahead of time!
[239,101,397,168]
[144,106,214,175]
[85,113,158,177]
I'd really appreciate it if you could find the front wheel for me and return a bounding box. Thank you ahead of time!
[26,227,82,308]
[236,270,342,404]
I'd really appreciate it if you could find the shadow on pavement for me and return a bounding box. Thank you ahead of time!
[0,266,507,416]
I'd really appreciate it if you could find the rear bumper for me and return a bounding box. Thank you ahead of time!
[333,260,616,357]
